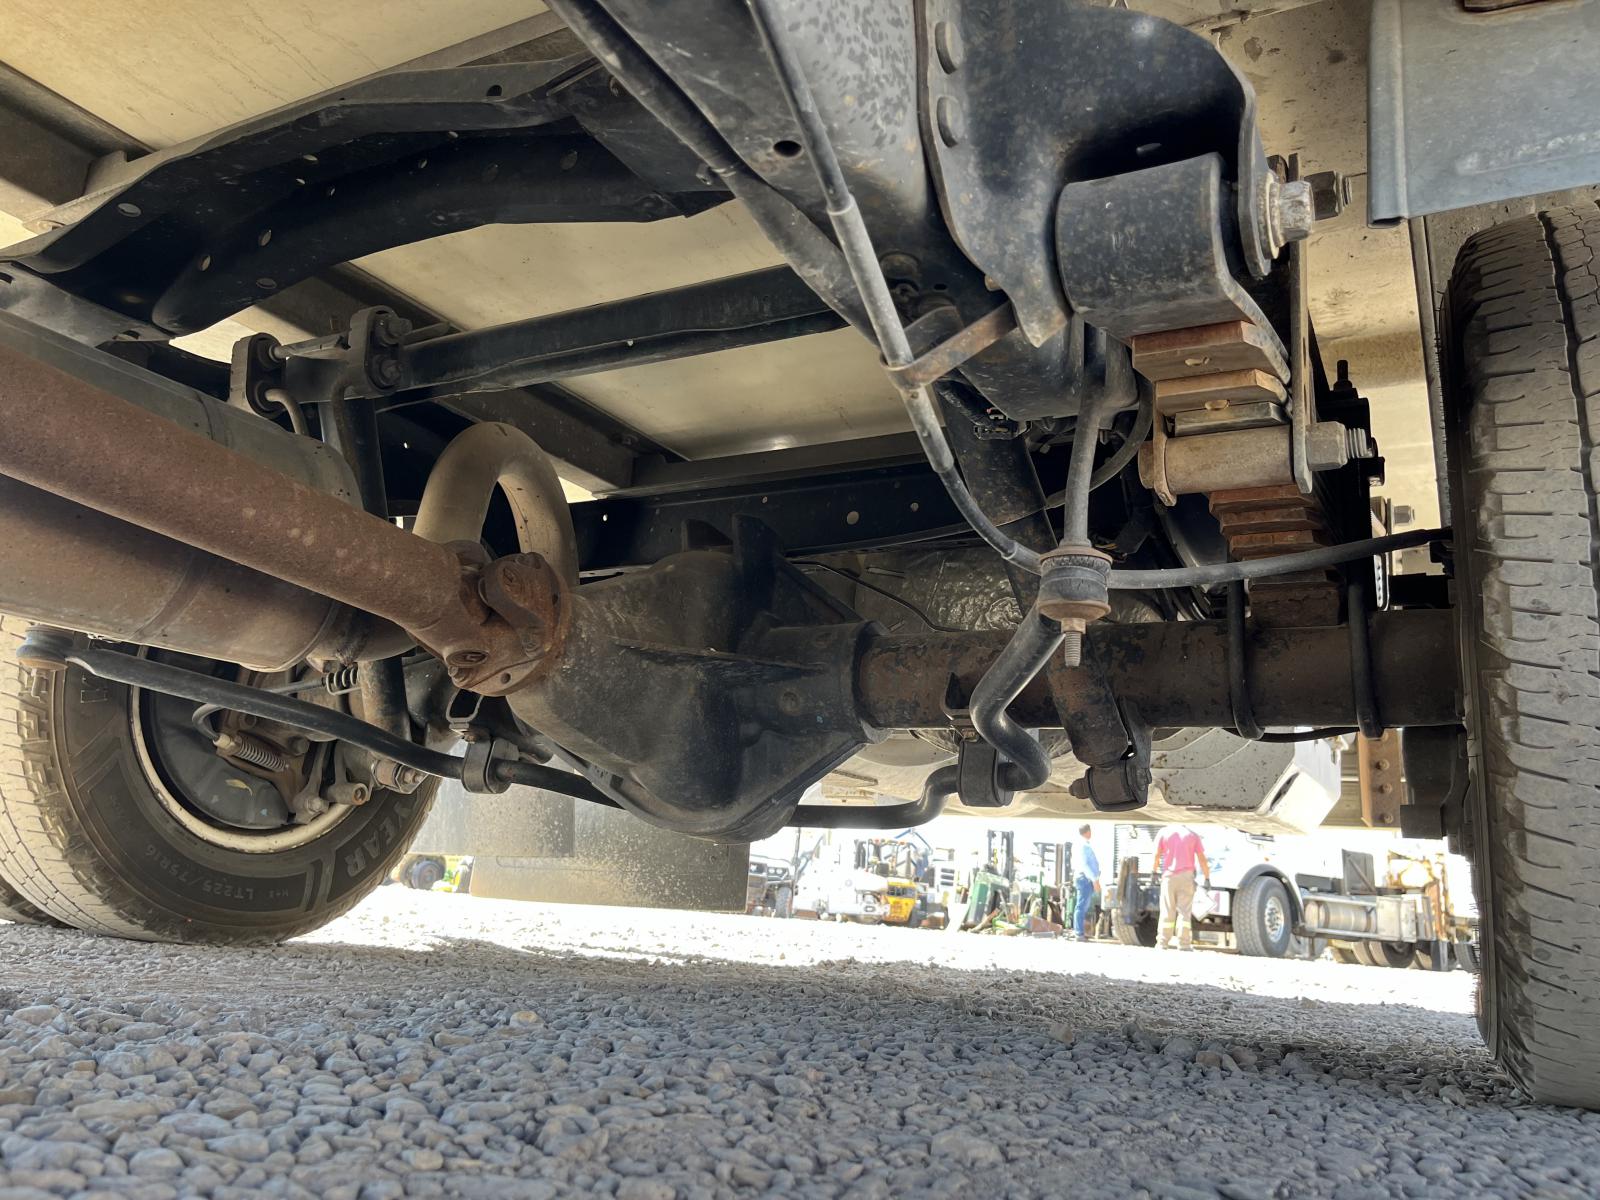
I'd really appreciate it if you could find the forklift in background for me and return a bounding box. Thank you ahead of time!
[960,831,1016,929]
[959,831,1072,934]
[854,836,950,929]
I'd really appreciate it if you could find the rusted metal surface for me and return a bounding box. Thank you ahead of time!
[0,338,538,691]
[855,609,1459,732]
[1358,728,1404,829]
[0,475,349,671]
[1155,368,1287,412]
[1129,319,1285,382]
[1211,484,1339,625]
[1140,424,1297,496]
[1171,401,1287,437]
[888,303,1018,390]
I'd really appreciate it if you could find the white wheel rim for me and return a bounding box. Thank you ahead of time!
[1263,893,1286,941]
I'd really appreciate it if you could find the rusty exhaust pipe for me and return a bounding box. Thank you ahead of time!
[0,314,405,668]
[0,475,379,671]
[0,315,535,686]
[0,337,464,634]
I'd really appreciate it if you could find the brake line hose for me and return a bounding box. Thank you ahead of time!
[640,4,1453,811]
[1107,528,1446,589]
[23,637,618,807]
[746,0,1043,576]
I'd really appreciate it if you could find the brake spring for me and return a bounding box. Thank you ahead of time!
[320,665,360,695]
[216,731,291,772]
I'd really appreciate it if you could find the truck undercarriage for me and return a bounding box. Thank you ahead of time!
[0,0,1597,1108]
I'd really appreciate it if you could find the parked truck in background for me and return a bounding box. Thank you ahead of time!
[1110,824,1476,969]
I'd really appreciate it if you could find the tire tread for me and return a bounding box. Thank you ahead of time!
[1449,205,1600,1107]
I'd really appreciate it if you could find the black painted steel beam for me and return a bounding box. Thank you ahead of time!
[391,266,844,397]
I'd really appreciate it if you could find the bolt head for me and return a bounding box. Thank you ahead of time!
[1276,180,1315,244]
[935,96,963,148]
[933,21,963,72]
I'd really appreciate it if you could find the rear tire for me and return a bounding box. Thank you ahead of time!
[1445,207,1600,1107]
[1371,941,1417,969]
[406,857,446,891]
[1350,941,1383,968]
[0,619,435,944]
[1112,911,1158,947]
[0,872,61,926]
[1233,876,1294,958]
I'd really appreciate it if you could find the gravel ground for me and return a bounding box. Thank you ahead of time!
[1,889,1597,1200]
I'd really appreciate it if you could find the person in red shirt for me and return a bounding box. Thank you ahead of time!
[1154,824,1211,951]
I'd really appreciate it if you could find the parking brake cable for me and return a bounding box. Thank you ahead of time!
[17,631,620,809]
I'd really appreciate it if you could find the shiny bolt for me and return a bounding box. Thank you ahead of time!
[1305,170,1350,221]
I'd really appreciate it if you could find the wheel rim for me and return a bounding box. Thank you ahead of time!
[1263,892,1286,942]
[130,670,356,854]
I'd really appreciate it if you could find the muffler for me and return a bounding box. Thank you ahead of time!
[0,476,368,671]
[0,312,376,669]
[0,311,573,688]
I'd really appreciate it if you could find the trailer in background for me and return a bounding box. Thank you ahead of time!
[1108,825,1477,969]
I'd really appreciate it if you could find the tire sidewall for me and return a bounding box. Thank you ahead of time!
[29,661,432,940]
[1241,877,1293,958]
[1439,239,1503,1052]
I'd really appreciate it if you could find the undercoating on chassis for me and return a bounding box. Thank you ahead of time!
[0,0,1596,1109]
